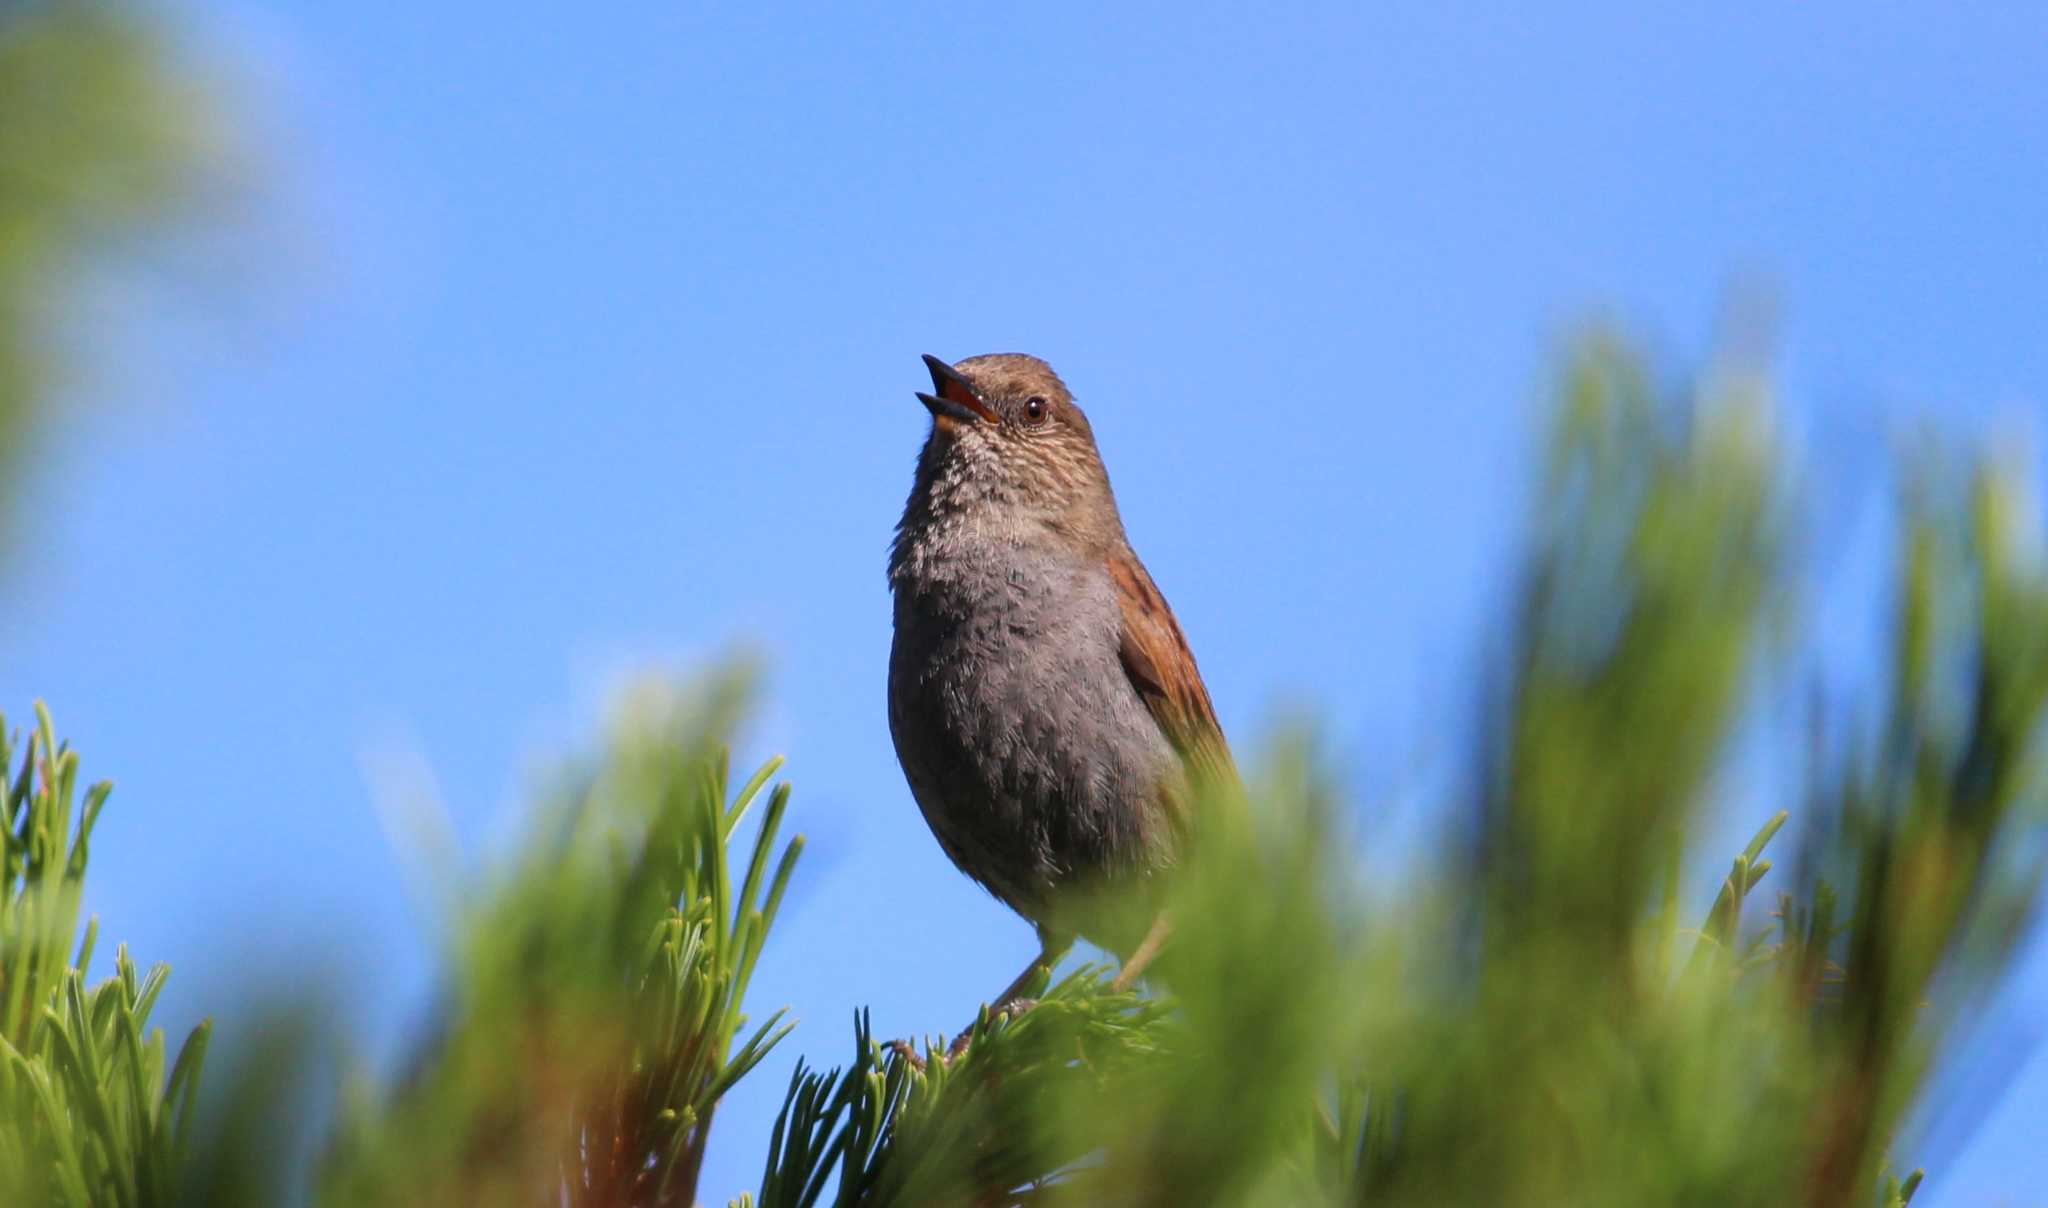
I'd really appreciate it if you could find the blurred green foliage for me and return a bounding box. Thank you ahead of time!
[0,0,215,540]
[317,673,803,1207]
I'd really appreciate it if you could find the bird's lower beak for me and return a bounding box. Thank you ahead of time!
[918,354,999,425]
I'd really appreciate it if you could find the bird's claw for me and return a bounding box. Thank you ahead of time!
[887,998,1043,1072]
[947,997,1038,1060]
[886,1038,928,1072]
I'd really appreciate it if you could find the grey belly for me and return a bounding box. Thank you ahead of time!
[888,597,1177,928]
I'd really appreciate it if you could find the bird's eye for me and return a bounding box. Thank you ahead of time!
[1022,396,1048,424]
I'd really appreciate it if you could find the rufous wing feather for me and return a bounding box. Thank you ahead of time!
[1108,548,1233,797]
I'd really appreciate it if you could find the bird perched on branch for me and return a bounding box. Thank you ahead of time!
[888,352,1232,1024]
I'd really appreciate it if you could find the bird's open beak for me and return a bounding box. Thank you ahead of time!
[917,354,999,425]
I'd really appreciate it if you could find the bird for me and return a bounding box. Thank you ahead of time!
[887,352,1232,1027]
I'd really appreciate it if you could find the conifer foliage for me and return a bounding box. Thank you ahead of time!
[3,340,2044,1206]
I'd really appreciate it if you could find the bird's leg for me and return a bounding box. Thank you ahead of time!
[1109,912,1173,993]
[946,927,1072,1059]
[991,928,1070,1009]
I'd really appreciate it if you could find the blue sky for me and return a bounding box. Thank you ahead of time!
[6,3,2046,1201]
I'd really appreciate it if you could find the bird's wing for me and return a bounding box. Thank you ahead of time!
[1107,548,1234,793]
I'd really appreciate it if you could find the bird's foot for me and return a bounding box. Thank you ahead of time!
[887,1037,930,1072]
[946,996,1037,1060]
[886,996,1044,1072]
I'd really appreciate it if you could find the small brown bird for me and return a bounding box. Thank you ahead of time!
[887,352,1230,1017]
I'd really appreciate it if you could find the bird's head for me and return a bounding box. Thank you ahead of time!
[910,353,1122,545]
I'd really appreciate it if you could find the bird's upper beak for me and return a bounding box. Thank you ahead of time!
[917,354,999,425]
